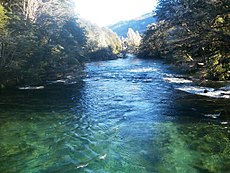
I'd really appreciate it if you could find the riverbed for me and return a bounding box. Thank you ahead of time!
[0,57,229,173]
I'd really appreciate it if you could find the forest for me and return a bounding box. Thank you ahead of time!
[0,0,229,88]
[0,0,122,87]
[139,0,230,81]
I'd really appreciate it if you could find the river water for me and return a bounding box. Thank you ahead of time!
[0,57,230,173]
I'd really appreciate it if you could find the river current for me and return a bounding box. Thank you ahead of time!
[0,57,230,173]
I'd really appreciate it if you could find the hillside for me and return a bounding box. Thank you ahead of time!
[78,19,122,61]
[109,13,156,37]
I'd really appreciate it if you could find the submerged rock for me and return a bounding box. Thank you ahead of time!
[203,89,209,93]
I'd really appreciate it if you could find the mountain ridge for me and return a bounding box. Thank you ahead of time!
[108,12,156,37]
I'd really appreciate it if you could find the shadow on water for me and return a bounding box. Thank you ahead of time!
[160,92,230,173]
[0,83,88,173]
[0,57,230,173]
[0,82,84,113]
[151,91,230,173]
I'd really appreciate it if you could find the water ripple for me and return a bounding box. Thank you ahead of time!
[0,57,230,173]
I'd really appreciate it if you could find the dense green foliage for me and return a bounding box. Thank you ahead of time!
[0,0,122,87]
[0,0,88,86]
[139,0,230,80]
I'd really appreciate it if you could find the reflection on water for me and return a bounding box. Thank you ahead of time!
[0,57,230,173]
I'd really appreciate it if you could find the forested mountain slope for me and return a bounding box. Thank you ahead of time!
[109,13,156,37]
[79,19,122,61]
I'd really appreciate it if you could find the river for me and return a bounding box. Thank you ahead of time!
[0,56,230,173]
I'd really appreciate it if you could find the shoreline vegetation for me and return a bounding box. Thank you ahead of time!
[0,0,229,89]
[0,0,122,88]
[139,0,230,82]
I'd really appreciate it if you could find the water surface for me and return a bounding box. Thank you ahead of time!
[0,57,230,173]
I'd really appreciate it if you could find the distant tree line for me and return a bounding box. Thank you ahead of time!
[79,19,122,61]
[139,0,230,80]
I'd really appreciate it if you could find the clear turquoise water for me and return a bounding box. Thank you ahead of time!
[0,57,230,173]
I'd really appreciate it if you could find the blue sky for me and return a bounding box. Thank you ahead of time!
[75,0,157,26]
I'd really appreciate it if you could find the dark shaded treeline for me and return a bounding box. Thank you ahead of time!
[139,0,230,81]
[0,0,122,87]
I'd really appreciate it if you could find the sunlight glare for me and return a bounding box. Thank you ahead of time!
[75,0,157,26]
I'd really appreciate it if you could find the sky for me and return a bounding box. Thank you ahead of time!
[74,0,157,26]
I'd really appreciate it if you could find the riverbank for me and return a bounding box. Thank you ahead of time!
[160,60,230,99]
[0,51,123,89]
[1,53,230,101]
[139,0,229,82]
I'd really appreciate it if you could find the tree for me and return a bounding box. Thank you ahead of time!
[79,18,122,61]
[121,28,142,53]
[139,0,230,80]
[127,28,141,47]
[0,0,88,86]
[0,4,8,34]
